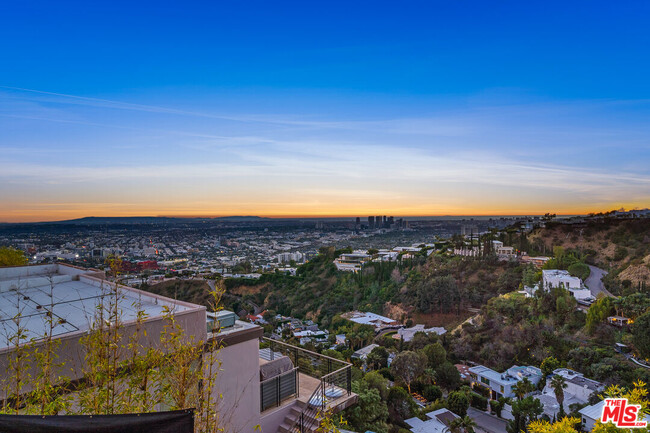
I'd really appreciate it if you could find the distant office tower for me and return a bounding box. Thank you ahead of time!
[355,217,361,225]
[355,217,361,230]
[315,221,324,229]
[376,216,382,228]
[388,216,394,225]
[461,224,479,238]
[368,216,375,229]
[383,216,387,226]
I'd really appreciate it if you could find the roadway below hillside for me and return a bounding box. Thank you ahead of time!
[586,265,613,297]
[467,407,508,433]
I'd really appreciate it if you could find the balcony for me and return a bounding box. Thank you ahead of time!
[259,337,357,433]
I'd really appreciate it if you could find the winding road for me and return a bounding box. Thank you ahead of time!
[585,265,613,297]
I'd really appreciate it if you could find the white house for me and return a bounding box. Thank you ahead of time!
[333,251,371,272]
[542,269,582,290]
[542,269,592,300]
[342,311,399,330]
[537,369,603,419]
[394,324,446,342]
[469,365,543,400]
[406,408,460,433]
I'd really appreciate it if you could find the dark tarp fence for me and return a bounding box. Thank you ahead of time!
[0,409,193,433]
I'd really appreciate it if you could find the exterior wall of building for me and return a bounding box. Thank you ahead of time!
[260,400,300,433]
[211,337,262,433]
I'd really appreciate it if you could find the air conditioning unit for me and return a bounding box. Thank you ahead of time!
[207,310,237,332]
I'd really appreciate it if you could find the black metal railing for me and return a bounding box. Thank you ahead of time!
[261,337,350,379]
[260,367,300,412]
[291,365,352,433]
[259,337,353,432]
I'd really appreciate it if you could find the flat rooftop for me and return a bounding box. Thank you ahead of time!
[0,264,198,350]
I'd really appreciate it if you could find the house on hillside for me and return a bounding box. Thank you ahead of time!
[393,324,446,342]
[405,408,460,433]
[342,311,399,330]
[469,365,543,400]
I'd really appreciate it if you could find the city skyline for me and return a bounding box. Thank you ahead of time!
[2,1,650,222]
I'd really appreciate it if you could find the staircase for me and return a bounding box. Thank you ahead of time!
[279,381,326,433]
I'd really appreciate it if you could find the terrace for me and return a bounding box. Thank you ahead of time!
[259,338,357,433]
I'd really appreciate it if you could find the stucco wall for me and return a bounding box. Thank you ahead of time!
[211,337,262,432]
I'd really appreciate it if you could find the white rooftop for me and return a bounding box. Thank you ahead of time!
[0,264,194,349]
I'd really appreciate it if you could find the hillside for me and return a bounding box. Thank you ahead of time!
[528,219,650,291]
[223,246,531,329]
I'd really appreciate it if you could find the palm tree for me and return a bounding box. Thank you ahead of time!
[449,416,477,433]
[512,377,535,400]
[550,375,568,418]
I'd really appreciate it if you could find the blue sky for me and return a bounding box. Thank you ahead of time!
[1,1,649,221]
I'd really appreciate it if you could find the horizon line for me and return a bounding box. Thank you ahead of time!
[0,212,602,224]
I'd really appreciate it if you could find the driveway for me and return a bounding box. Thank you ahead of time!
[586,265,613,297]
[467,407,508,433]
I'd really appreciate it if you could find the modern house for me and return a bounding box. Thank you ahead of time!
[341,311,399,330]
[351,343,379,361]
[333,251,371,272]
[393,324,446,342]
[542,269,592,300]
[547,369,603,403]
[536,369,603,419]
[468,365,543,400]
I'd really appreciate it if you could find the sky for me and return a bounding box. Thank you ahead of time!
[1,1,649,222]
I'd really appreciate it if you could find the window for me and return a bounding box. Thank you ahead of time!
[481,377,490,386]
[500,385,504,393]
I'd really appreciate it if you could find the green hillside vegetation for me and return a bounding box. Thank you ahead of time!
[528,219,650,294]
[449,287,650,389]
[224,246,534,327]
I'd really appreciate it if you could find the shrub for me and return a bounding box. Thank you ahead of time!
[470,392,488,411]
[423,385,443,402]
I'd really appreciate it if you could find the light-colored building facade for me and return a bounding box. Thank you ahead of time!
[469,365,543,400]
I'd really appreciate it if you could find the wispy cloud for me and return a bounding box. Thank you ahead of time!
[1,85,649,220]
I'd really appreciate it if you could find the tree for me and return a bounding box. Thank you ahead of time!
[540,357,560,378]
[507,396,544,433]
[410,331,434,350]
[0,247,27,267]
[387,386,415,422]
[632,312,650,359]
[528,417,581,433]
[448,391,470,417]
[363,371,390,400]
[450,415,477,433]
[513,378,536,400]
[435,362,461,390]
[422,342,447,368]
[345,380,389,433]
[567,263,590,281]
[422,385,442,402]
[585,297,614,334]
[391,351,426,393]
[366,346,389,370]
[549,375,567,418]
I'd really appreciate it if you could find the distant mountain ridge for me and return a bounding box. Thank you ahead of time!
[1,216,270,225]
